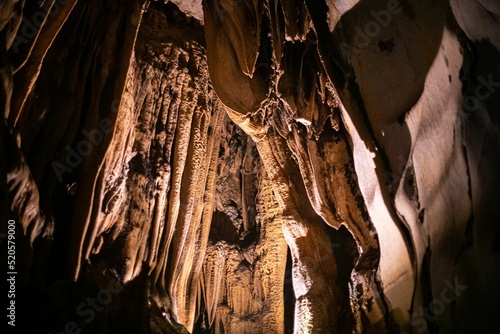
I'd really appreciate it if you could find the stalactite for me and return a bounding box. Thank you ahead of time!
[2,0,500,333]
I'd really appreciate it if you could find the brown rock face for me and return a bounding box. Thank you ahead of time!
[2,0,500,333]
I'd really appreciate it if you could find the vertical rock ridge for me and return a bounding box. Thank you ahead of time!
[2,0,500,333]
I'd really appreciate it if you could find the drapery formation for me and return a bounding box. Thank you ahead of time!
[1,0,499,333]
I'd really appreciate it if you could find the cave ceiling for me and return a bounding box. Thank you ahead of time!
[1,0,500,333]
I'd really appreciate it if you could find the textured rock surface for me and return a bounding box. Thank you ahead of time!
[1,0,500,333]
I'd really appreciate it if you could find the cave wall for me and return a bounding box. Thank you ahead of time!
[2,0,500,333]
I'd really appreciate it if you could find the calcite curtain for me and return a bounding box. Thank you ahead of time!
[1,0,499,333]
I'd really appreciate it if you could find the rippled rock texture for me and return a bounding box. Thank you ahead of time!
[2,0,500,333]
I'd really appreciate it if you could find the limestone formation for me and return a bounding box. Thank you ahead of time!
[1,0,499,333]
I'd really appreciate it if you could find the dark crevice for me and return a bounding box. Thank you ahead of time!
[330,225,357,333]
[420,246,439,334]
[283,247,295,333]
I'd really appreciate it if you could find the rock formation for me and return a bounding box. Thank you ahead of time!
[2,0,499,333]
